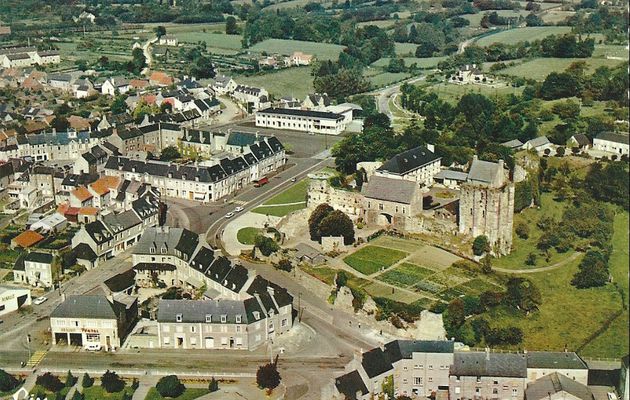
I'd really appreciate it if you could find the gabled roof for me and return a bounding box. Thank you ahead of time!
[526,372,593,400]
[526,136,551,148]
[157,299,250,324]
[104,269,136,293]
[596,132,629,145]
[451,352,527,378]
[570,134,590,147]
[384,340,454,363]
[362,175,418,205]
[11,230,45,248]
[72,187,93,202]
[526,352,587,370]
[335,371,368,400]
[257,107,343,120]
[73,243,97,261]
[466,156,505,186]
[377,146,440,175]
[24,251,53,264]
[361,347,394,378]
[84,220,113,245]
[51,295,120,320]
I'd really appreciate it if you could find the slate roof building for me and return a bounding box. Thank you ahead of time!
[50,294,138,351]
[525,372,594,400]
[593,132,629,156]
[374,146,442,187]
[13,251,55,288]
[361,175,422,227]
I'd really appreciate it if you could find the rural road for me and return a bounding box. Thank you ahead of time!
[141,37,158,75]
[375,75,426,120]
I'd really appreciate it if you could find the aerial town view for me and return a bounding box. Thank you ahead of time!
[0,0,627,399]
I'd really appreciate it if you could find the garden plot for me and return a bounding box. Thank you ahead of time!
[377,262,435,288]
[343,245,408,275]
[408,246,461,271]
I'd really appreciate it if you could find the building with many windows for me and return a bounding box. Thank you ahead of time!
[255,107,347,135]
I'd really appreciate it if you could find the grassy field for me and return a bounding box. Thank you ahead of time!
[592,44,630,59]
[144,388,210,400]
[498,57,626,81]
[371,56,447,69]
[262,179,309,205]
[476,26,572,46]
[541,10,575,24]
[424,82,524,104]
[377,262,436,287]
[394,42,419,56]
[344,245,408,275]
[493,192,575,270]
[463,10,530,27]
[173,32,242,48]
[363,281,425,303]
[368,71,411,87]
[249,39,346,60]
[237,68,313,99]
[580,211,629,358]
[237,227,261,245]
[264,0,334,11]
[357,19,398,29]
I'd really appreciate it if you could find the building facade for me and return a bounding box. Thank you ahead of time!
[255,108,347,135]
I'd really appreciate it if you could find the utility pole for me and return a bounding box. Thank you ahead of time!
[26,334,31,362]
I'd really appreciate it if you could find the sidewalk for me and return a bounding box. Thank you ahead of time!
[132,376,159,400]
[222,212,281,256]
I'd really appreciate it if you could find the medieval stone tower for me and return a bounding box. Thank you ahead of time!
[458,156,514,256]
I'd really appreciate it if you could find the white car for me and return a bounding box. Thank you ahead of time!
[234,206,243,213]
[85,343,102,351]
[33,297,47,305]
[225,212,235,219]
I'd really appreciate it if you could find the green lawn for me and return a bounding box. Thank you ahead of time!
[251,203,305,217]
[580,211,629,358]
[174,32,243,49]
[237,67,313,99]
[237,227,262,245]
[368,72,411,87]
[493,192,575,270]
[371,56,447,69]
[377,262,436,287]
[592,44,629,59]
[344,245,408,275]
[83,386,135,400]
[394,42,418,56]
[497,57,626,81]
[475,26,572,47]
[144,388,210,400]
[262,179,309,205]
[249,39,346,60]
[424,82,524,104]
[463,10,530,27]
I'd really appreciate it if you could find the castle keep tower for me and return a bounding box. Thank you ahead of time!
[458,156,514,255]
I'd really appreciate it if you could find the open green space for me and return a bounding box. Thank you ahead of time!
[394,42,418,56]
[592,44,629,59]
[262,179,309,205]
[236,227,262,245]
[423,82,523,104]
[368,72,411,87]
[237,67,313,99]
[83,386,135,400]
[475,26,572,47]
[173,32,242,49]
[377,262,435,287]
[251,203,306,217]
[363,281,425,303]
[370,235,426,253]
[371,56,447,69]
[463,10,530,27]
[497,57,626,81]
[541,10,575,24]
[144,387,210,400]
[249,39,346,60]
[343,245,408,275]
[493,192,576,270]
[357,19,398,29]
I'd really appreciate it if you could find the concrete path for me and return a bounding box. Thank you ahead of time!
[132,376,159,400]
[222,212,281,256]
[493,251,582,274]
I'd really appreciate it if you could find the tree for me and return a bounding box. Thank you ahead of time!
[71,391,85,400]
[155,25,166,38]
[308,204,334,241]
[335,271,348,289]
[160,146,181,161]
[275,258,293,272]
[111,95,128,114]
[156,375,185,398]
[36,373,64,393]
[515,222,530,239]
[480,255,492,274]
[386,58,406,73]
[208,377,219,392]
[101,370,125,393]
[82,373,94,388]
[472,235,490,256]
[572,250,609,288]
[131,47,146,75]
[506,277,542,312]
[317,210,355,245]
[444,298,465,333]
[0,369,19,392]
[256,358,281,390]
[551,99,581,120]
[65,370,77,387]
[584,162,629,210]
[525,252,537,266]
[225,16,238,34]
[254,235,279,256]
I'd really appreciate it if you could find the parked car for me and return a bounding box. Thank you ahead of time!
[225,212,235,219]
[85,343,102,351]
[33,297,47,305]
[234,206,243,212]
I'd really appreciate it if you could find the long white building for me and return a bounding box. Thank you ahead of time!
[255,107,347,135]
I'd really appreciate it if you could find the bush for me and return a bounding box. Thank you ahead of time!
[36,373,64,393]
[101,370,125,393]
[254,235,279,257]
[274,259,293,272]
[515,222,530,239]
[82,373,94,388]
[65,370,77,387]
[525,252,537,266]
[208,377,219,392]
[472,235,490,256]
[256,360,281,390]
[156,375,185,398]
[0,369,19,392]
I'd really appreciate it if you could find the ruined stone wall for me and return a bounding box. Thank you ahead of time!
[307,178,363,217]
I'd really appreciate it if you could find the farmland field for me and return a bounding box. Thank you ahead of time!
[394,42,419,56]
[173,32,243,49]
[371,56,447,69]
[249,39,346,60]
[463,10,530,27]
[343,245,408,275]
[363,281,425,303]
[422,82,524,104]
[368,72,411,87]
[237,67,314,99]
[377,262,436,287]
[497,57,626,81]
[475,26,572,46]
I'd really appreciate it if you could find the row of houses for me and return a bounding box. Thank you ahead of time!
[502,133,629,157]
[103,134,286,202]
[332,340,625,400]
[0,45,60,69]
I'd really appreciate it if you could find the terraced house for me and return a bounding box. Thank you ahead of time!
[132,226,294,351]
[103,135,285,202]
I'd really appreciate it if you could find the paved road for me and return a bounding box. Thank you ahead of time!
[375,76,426,120]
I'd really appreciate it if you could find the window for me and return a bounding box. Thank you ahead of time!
[281,318,288,327]
[176,314,182,322]
[494,381,499,385]
[164,337,170,345]
[512,389,518,397]
[205,314,212,323]
[235,315,241,323]
[428,365,433,370]
[191,326,195,333]
[221,315,227,323]
[414,377,423,385]
[428,378,433,383]
[455,388,461,394]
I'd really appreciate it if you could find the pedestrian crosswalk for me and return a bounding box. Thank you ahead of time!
[231,200,247,206]
[26,350,47,368]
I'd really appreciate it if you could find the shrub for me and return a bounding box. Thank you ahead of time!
[0,369,19,392]
[254,235,279,257]
[256,360,281,390]
[515,222,530,239]
[36,373,64,393]
[65,370,77,387]
[274,259,293,272]
[156,375,185,398]
[208,377,219,392]
[101,370,125,393]
[81,373,94,388]
[525,252,537,266]
[472,235,490,256]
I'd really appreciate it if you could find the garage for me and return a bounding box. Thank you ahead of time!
[69,333,83,346]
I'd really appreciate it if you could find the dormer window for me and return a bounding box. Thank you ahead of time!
[205,314,212,323]
[176,313,182,322]
[235,315,241,323]
[253,311,260,320]
[220,315,227,323]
